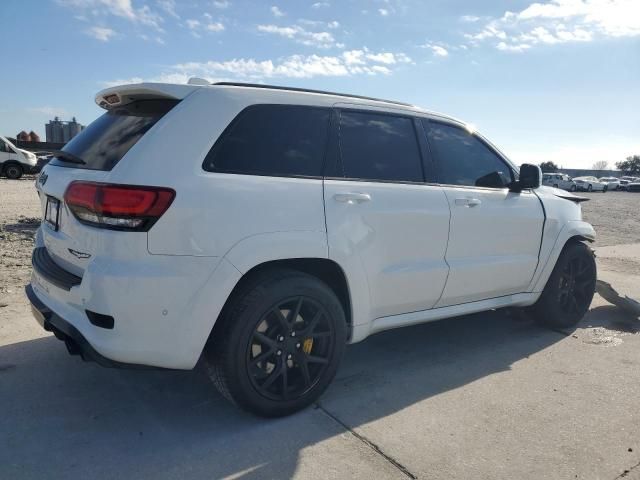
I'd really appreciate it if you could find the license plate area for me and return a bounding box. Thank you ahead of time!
[45,196,60,231]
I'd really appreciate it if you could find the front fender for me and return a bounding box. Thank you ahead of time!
[530,220,596,293]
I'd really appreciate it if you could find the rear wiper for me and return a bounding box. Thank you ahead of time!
[53,150,86,165]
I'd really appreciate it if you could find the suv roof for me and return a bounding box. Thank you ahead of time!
[95,80,465,126]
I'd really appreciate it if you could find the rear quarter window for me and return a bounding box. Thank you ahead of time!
[203,104,330,177]
[50,99,179,171]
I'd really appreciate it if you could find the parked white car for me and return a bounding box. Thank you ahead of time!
[0,135,37,179]
[573,176,607,192]
[27,81,597,416]
[542,173,576,191]
[599,177,620,190]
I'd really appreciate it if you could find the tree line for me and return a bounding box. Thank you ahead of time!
[539,155,640,175]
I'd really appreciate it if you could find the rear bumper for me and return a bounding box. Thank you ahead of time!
[27,236,242,369]
[25,284,154,369]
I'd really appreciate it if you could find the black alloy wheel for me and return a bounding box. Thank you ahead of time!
[205,268,347,417]
[531,241,596,329]
[247,296,333,401]
[556,255,595,316]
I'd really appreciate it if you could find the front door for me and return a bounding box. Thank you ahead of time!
[423,120,544,307]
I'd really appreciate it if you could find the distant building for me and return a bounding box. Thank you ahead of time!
[16,130,41,142]
[45,117,84,143]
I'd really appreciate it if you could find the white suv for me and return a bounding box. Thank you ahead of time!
[542,173,576,191]
[27,82,597,416]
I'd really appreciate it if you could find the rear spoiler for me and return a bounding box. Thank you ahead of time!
[95,83,199,110]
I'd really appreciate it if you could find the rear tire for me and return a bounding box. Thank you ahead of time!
[3,163,23,180]
[531,242,596,329]
[204,268,347,417]
[570,185,577,192]
[587,184,593,192]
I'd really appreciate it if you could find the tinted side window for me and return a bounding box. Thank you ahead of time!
[425,121,513,188]
[203,105,329,177]
[338,111,423,183]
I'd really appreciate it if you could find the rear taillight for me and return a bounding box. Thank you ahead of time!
[64,181,175,231]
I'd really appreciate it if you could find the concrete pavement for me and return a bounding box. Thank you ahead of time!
[1,245,639,479]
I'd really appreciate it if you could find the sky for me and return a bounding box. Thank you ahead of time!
[0,0,638,169]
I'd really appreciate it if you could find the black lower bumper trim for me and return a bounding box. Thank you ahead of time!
[25,284,162,370]
[32,247,82,291]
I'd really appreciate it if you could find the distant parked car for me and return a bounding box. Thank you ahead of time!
[599,177,620,190]
[620,176,640,191]
[628,179,640,192]
[573,176,607,192]
[542,173,576,191]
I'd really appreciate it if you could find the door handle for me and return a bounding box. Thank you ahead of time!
[454,197,482,207]
[333,192,371,204]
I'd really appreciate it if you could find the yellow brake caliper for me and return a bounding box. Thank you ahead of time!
[302,338,313,355]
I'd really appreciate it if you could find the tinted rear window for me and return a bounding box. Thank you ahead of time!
[338,111,423,183]
[50,99,179,171]
[203,104,330,177]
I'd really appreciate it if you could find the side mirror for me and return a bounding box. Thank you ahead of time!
[512,163,542,191]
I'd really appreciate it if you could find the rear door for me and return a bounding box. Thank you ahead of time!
[324,108,450,320]
[423,120,544,307]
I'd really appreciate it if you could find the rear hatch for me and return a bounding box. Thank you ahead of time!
[36,84,190,276]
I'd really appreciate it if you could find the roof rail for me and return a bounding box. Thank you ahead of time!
[212,82,414,107]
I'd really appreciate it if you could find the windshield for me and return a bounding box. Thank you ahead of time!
[49,99,179,171]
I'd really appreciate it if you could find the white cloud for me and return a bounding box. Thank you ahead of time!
[105,49,413,85]
[157,0,178,19]
[365,52,396,64]
[86,25,116,41]
[57,0,164,30]
[270,5,284,17]
[496,41,532,52]
[258,24,337,48]
[186,14,224,34]
[27,106,69,117]
[463,0,640,52]
[430,45,449,57]
[327,20,339,29]
[420,42,450,57]
[460,15,481,22]
[212,0,230,8]
[186,19,200,29]
[312,2,330,8]
[378,8,389,16]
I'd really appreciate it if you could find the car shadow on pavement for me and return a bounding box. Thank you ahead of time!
[0,309,571,479]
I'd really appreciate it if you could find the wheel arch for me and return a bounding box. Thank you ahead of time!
[530,221,596,293]
[211,257,353,342]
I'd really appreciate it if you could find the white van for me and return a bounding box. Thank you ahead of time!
[0,135,38,179]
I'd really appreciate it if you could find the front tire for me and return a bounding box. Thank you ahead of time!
[570,185,577,192]
[532,242,596,329]
[587,184,593,192]
[3,163,23,180]
[205,269,347,417]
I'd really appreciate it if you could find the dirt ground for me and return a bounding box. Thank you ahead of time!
[0,177,638,331]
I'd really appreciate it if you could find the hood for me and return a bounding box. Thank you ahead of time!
[17,148,37,165]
